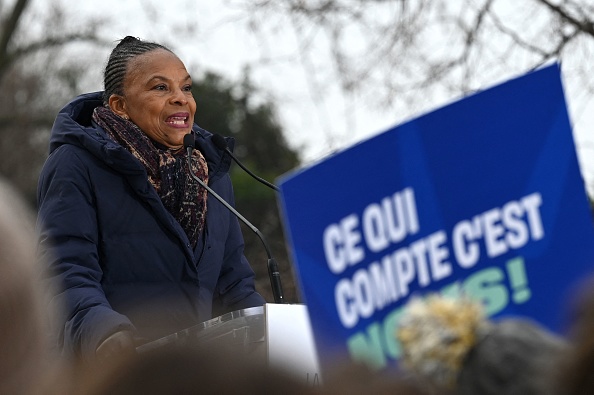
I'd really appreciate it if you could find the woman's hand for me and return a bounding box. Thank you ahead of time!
[95,330,136,363]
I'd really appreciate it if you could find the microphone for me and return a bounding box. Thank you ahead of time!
[211,133,280,192]
[183,134,284,304]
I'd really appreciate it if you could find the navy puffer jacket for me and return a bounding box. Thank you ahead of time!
[36,92,265,361]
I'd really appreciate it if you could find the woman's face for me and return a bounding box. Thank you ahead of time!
[109,49,196,149]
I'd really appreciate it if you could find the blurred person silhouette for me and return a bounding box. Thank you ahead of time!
[71,339,437,395]
[70,341,317,395]
[396,293,568,395]
[555,276,594,394]
[318,360,433,395]
[0,177,67,394]
[36,36,265,364]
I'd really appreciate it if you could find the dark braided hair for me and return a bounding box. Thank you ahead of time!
[102,36,172,104]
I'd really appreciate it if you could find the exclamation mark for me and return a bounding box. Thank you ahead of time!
[506,257,531,304]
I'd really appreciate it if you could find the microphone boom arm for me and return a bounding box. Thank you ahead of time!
[225,148,280,192]
[211,133,280,192]
[184,137,284,304]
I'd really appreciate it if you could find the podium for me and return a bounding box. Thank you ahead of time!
[136,304,321,385]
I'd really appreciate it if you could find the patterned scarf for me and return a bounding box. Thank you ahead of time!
[92,106,208,248]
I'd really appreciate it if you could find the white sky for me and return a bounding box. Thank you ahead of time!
[43,0,594,196]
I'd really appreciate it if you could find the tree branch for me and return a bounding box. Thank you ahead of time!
[0,32,101,81]
[536,0,594,37]
[0,0,29,58]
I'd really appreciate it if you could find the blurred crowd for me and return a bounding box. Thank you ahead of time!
[3,173,593,395]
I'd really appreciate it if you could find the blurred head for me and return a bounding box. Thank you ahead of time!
[456,319,567,395]
[556,277,594,395]
[319,361,433,395]
[73,344,315,395]
[103,36,196,149]
[0,178,58,394]
[396,294,568,395]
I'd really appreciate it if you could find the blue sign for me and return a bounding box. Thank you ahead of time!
[277,64,594,373]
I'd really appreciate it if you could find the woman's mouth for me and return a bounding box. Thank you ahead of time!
[165,113,190,127]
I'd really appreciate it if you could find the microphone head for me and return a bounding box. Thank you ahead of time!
[211,134,228,151]
[183,133,195,149]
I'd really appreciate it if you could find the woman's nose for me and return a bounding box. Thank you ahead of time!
[170,88,188,105]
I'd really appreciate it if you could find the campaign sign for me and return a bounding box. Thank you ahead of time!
[276,63,594,373]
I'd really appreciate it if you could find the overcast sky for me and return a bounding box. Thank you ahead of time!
[49,0,594,195]
[53,0,379,164]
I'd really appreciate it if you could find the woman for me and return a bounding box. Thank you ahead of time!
[37,36,266,363]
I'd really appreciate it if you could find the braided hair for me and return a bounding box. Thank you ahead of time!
[102,36,172,104]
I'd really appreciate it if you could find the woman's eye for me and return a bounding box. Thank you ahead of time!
[154,84,167,91]
[183,85,193,92]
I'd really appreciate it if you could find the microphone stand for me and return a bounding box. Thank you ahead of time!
[211,134,280,192]
[184,134,284,304]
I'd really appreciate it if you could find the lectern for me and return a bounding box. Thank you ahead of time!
[136,304,321,385]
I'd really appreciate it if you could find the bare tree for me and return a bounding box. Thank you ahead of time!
[0,0,105,202]
[0,0,103,83]
[0,0,29,81]
[226,0,594,192]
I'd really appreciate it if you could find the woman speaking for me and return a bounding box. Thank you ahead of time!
[37,36,265,363]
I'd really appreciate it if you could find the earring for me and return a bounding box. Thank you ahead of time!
[122,115,129,120]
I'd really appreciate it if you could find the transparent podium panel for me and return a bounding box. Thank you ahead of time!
[135,304,321,385]
[136,306,265,361]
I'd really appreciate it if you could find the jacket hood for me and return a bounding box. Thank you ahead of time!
[49,91,233,180]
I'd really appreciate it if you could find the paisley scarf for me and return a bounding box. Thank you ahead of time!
[92,106,208,248]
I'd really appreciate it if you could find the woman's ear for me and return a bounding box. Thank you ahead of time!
[108,95,129,119]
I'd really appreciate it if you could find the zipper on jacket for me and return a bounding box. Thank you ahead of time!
[194,221,209,268]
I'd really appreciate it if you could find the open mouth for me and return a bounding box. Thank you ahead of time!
[165,112,190,127]
[165,115,189,126]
